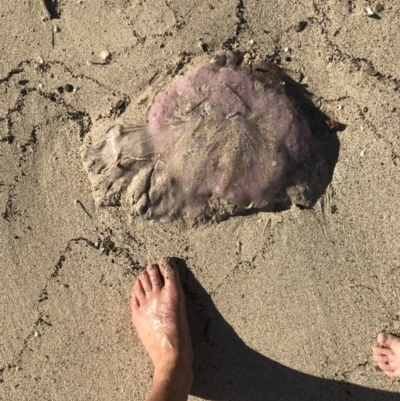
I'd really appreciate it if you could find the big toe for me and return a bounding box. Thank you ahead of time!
[159,257,181,288]
[378,333,400,350]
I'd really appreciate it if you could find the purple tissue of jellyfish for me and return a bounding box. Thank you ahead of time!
[82,53,318,223]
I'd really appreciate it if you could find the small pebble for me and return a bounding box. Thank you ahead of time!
[34,331,40,338]
[295,21,307,32]
[100,50,111,61]
[64,84,74,93]
[15,366,21,372]
[114,99,124,109]
[41,16,48,22]
[363,106,368,113]
[360,150,365,157]
[38,83,44,89]
[37,56,44,65]
[284,47,290,53]
[211,54,227,66]
[53,25,59,33]
[249,39,255,46]
[337,104,343,111]
[365,67,379,76]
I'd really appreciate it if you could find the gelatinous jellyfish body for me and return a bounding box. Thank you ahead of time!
[82,55,318,223]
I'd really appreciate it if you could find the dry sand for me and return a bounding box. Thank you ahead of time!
[1,1,400,400]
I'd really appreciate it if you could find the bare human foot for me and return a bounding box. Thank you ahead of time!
[131,257,193,401]
[373,333,400,378]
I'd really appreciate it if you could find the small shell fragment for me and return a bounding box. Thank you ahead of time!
[100,50,111,61]
[364,7,376,17]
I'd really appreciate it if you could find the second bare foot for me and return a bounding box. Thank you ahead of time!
[373,332,400,378]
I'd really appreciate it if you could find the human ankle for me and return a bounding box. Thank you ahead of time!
[154,358,193,387]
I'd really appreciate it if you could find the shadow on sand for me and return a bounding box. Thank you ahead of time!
[175,259,399,401]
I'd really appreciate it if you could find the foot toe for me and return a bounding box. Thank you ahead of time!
[131,295,140,309]
[384,369,398,378]
[378,361,393,372]
[159,257,180,287]
[375,353,389,364]
[148,264,164,289]
[133,279,146,301]
[377,332,400,349]
[140,270,153,293]
[374,346,393,358]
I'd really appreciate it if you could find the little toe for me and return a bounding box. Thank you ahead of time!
[148,264,164,289]
[140,270,153,293]
[377,361,393,372]
[133,279,146,301]
[375,353,389,364]
[384,370,398,378]
[377,333,400,350]
[374,346,393,358]
[131,294,140,309]
[159,257,181,288]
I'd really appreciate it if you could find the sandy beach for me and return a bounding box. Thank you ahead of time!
[1,1,400,400]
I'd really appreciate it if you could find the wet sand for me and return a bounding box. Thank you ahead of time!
[1,1,399,400]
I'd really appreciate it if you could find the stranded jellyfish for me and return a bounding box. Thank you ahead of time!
[82,53,319,223]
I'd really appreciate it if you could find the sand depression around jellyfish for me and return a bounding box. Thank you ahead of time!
[82,52,319,223]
